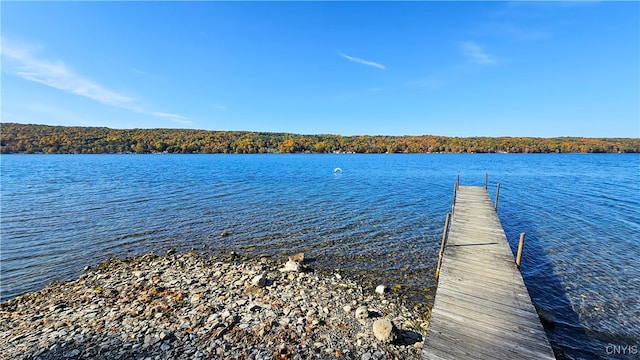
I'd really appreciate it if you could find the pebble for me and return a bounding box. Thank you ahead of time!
[159,330,173,341]
[0,251,426,360]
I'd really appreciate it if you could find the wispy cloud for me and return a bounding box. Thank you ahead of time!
[1,37,190,124]
[151,112,192,124]
[459,41,497,65]
[475,23,551,42]
[340,53,386,70]
[490,1,599,21]
[2,38,137,109]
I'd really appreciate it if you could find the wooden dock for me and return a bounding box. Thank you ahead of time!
[422,185,555,360]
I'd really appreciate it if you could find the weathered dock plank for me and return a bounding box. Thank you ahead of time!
[422,186,555,360]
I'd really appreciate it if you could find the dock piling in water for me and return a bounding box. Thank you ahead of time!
[516,232,526,268]
[435,212,451,281]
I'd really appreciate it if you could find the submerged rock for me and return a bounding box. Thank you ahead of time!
[289,252,305,263]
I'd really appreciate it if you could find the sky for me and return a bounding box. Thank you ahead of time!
[1,1,639,137]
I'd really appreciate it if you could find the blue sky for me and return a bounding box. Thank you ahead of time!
[2,1,638,137]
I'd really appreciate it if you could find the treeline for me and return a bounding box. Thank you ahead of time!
[1,123,638,154]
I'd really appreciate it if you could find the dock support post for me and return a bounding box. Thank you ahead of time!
[485,173,488,190]
[435,212,451,281]
[494,183,501,211]
[452,177,460,213]
[516,233,525,268]
[452,182,457,210]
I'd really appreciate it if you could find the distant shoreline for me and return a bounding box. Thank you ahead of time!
[2,123,639,154]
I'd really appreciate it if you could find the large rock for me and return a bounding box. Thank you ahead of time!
[251,273,268,287]
[280,259,301,272]
[372,318,396,343]
[375,285,388,295]
[280,252,307,272]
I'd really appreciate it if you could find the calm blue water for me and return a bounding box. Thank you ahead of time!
[1,154,639,359]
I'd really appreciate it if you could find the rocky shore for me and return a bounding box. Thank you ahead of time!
[0,251,429,360]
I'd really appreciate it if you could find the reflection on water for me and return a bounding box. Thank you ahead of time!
[1,153,639,359]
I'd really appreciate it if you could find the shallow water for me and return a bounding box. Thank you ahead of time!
[1,153,638,359]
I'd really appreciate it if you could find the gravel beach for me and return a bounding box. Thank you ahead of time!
[0,251,429,360]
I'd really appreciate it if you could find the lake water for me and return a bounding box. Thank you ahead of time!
[1,154,638,359]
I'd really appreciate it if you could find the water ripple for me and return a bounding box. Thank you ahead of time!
[1,153,638,359]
